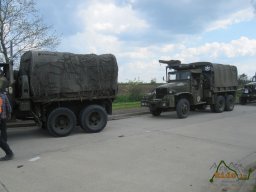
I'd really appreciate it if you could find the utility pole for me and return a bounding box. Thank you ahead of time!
[9,41,14,84]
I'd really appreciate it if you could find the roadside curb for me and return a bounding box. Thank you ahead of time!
[7,108,150,128]
[109,111,149,120]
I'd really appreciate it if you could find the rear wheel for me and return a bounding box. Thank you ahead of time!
[214,95,225,113]
[47,107,76,137]
[176,98,190,119]
[225,95,235,111]
[80,105,107,133]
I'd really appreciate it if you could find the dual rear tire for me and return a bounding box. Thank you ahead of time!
[47,105,107,137]
[80,105,107,133]
[47,108,76,137]
[211,95,235,113]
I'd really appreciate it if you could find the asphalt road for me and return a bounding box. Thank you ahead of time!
[1,104,256,192]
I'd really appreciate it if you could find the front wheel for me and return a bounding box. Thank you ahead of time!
[47,107,76,137]
[80,105,108,133]
[176,98,190,119]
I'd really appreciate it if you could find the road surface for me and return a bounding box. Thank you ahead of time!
[0,104,256,192]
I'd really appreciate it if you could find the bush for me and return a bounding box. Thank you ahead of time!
[114,95,130,103]
[115,80,144,102]
[127,80,144,102]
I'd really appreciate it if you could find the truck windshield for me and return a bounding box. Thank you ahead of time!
[168,71,191,81]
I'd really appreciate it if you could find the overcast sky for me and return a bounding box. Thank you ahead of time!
[36,0,256,82]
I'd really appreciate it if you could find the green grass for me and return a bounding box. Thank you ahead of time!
[114,95,130,103]
[114,95,143,103]
[112,102,141,110]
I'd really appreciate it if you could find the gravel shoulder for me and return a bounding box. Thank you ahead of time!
[112,107,149,115]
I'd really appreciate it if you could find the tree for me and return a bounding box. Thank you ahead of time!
[150,78,157,85]
[238,73,249,86]
[127,80,144,102]
[0,0,59,64]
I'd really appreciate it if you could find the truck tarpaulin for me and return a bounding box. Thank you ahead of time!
[19,51,118,100]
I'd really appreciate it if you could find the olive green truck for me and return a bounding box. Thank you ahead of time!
[141,60,238,118]
[0,51,118,136]
[239,81,256,105]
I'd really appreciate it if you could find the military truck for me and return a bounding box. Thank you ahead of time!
[0,51,118,136]
[239,82,256,105]
[141,60,238,118]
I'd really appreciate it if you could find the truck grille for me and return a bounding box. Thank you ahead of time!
[156,88,168,99]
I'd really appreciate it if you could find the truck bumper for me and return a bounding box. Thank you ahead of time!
[148,96,175,109]
[141,99,149,107]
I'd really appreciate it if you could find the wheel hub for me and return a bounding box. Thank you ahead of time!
[89,112,101,126]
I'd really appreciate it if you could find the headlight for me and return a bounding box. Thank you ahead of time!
[162,102,167,107]
[169,90,175,94]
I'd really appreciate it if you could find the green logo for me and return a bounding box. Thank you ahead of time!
[209,160,253,183]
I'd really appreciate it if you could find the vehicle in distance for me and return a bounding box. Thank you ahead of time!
[239,82,256,105]
[141,60,238,118]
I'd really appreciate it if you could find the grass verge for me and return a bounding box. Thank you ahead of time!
[112,102,141,110]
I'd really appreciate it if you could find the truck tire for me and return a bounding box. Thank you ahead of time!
[150,108,162,116]
[80,105,107,133]
[214,95,225,113]
[225,95,235,111]
[47,107,76,137]
[176,98,190,119]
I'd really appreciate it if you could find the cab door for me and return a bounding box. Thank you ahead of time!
[191,72,203,104]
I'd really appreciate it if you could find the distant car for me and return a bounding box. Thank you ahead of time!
[239,82,256,105]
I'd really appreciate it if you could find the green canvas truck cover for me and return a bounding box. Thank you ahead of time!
[212,64,237,88]
[19,51,118,101]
